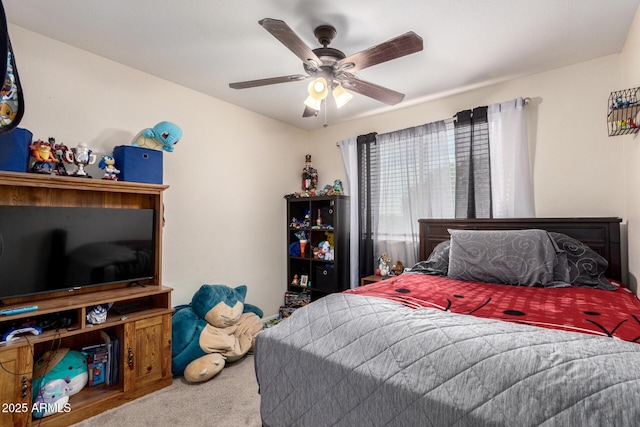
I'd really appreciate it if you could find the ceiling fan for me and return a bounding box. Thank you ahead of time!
[229,18,423,117]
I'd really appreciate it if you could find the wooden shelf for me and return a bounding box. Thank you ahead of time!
[0,170,168,194]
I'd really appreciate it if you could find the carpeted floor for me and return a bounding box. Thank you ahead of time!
[70,355,261,427]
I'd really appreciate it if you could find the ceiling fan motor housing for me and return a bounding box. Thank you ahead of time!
[304,25,346,78]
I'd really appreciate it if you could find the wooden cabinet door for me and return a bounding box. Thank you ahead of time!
[123,314,172,393]
[0,346,32,427]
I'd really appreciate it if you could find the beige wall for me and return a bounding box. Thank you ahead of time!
[9,16,637,316]
[9,25,308,317]
[622,6,640,292]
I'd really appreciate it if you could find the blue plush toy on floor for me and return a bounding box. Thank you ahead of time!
[172,284,263,383]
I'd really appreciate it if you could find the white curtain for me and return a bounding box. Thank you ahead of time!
[488,97,535,217]
[338,137,359,288]
[373,121,454,268]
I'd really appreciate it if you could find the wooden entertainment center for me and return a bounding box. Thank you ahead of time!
[0,171,173,427]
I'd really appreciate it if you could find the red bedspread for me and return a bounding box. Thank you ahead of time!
[346,273,640,343]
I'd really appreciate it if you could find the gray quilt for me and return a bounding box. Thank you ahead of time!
[255,293,640,427]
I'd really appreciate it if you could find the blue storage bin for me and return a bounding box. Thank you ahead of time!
[0,128,32,172]
[113,145,163,184]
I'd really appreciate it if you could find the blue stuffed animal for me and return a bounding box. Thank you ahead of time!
[172,284,263,383]
[132,121,182,152]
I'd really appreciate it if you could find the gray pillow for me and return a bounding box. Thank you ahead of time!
[410,240,450,275]
[447,229,569,286]
[549,232,616,290]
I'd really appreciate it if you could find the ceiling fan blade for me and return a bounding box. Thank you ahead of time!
[259,18,323,70]
[336,31,423,73]
[341,76,405,105]
[303,105,319,117]
[229,74,307,89]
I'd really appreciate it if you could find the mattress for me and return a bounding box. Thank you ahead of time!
[255,275,640,426]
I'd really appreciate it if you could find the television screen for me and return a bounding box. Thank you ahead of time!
[0,206,155,300]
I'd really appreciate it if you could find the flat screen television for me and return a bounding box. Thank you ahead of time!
[0,206,155,301]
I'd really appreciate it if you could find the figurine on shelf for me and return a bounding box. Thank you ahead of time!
[301,154,318,192]
[29,139,59,174]
[378,252,391,277]
[49,138,69,176]
[392,261,404,276]
[333,179,344,195]
[303,209,311,228]
[65,143,96,178]
[291,274,299,286]
[295,230,308,258]
[99,155,120,180]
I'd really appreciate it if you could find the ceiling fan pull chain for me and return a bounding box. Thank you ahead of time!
[323,102,328,128]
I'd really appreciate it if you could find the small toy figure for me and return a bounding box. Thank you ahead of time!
[132,121,182,152]
[29,139,59,174]
[317,241,332,260]
[295,230,308,257]
[99,155,120,180]
[333,179,344,194]
[65,142,96,177]
[291,274,299,286]
[301,154,318,192]
[303,209,311,228]
[378,252,391,276]
[392,261,404,276]
[49,138,69,176]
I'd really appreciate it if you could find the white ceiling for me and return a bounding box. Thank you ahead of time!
[4,0,640,130]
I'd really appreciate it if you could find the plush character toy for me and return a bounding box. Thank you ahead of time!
[132,121,182,152]
[31,349,89,418]
[172,284,263,383]
[32,379,70,419]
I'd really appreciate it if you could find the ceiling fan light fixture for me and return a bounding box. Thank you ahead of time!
[332,84,353,108]
[304,95,323,111]
[307,77,329,101]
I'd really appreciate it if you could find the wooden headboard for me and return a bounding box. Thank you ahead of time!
[418,218,622,282]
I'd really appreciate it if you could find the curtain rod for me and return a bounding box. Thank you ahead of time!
[335,97,532,146]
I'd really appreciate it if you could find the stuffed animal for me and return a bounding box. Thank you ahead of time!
[32,349,88,418]
[172,284,263,383]
[32,379,70,419]
[132,121,182,152]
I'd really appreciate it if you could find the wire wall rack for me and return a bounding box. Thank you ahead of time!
[608,87,640,136]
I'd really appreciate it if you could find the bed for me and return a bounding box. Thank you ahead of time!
[255,217,640,426]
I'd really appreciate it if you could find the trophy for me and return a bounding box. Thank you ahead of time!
[65,143,96,177]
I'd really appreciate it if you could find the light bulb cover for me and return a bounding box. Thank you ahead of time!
[332,84,353,108]
[304,95,322,111]
[307,77,329,101]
